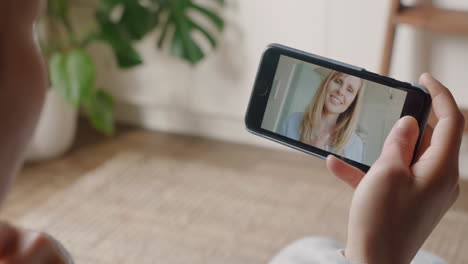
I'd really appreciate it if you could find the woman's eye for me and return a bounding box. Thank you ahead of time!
[334,79,342,85]
[347,88,353,93]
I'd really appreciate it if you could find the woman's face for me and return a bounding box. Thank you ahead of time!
[324,74,362,115]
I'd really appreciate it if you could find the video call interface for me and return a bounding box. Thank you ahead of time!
[261,55,408,166]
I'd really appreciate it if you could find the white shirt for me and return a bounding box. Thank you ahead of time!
[281,112,364,163]
[269,237,446,264]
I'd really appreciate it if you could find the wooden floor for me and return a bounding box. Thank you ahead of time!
[2,119,468,262]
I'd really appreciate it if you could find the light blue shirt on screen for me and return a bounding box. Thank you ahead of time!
[281,112,364,163]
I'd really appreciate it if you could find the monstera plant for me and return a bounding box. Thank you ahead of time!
[43,0,226,135]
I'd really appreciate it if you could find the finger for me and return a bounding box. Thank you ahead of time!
[377,116,420,167]
[16,231,62,263]
[0,221,19,258]
[420,73,462,122]
[415,124,433,162]
[326,155,365,188]
[419,73,465,162]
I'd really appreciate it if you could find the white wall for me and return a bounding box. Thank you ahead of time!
[91,0,468,149]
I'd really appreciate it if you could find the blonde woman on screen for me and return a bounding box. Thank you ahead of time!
[282,70,366,162]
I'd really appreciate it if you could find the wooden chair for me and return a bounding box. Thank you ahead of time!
[381,0,468,76]
[382,1,468,130]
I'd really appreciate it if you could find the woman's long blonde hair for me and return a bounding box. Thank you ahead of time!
[300,70,366,154]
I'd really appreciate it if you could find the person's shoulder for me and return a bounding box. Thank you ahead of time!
[348,133,363,146]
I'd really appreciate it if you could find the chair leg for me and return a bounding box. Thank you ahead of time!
[381,0,402,76]
[381,22,397,76]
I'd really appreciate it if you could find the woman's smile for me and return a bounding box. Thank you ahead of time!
[329,94,343,105]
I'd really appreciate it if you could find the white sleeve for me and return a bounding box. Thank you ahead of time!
[268,237,447,264]
[268,237,363,264]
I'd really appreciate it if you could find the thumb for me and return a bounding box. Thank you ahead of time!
[377,116,420,167]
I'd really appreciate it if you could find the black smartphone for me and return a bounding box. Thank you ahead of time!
[245,44,431,172]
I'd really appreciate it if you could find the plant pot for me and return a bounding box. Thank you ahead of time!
[26,89,78,162]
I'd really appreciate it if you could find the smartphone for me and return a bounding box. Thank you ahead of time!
[245,43,431,172]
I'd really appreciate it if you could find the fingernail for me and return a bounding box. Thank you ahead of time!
[397,116,416,134]
[421,72,432,79]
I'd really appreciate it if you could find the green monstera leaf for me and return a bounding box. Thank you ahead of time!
[49,49,95,108]
[157,0,225,64]
[118,1,159,40]
[96,16,144,68]
[96,0,159,68]
[96,0,225,66]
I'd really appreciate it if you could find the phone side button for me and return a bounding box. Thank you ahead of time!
[255,80,269,96]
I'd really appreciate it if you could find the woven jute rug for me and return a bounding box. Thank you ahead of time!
[15,151,468,263]
[15,151,354,263]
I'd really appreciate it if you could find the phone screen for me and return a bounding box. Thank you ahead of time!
[260,55,408,166]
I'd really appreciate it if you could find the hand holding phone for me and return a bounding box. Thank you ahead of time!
[245,44,432,172]
[330,73,463,264]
